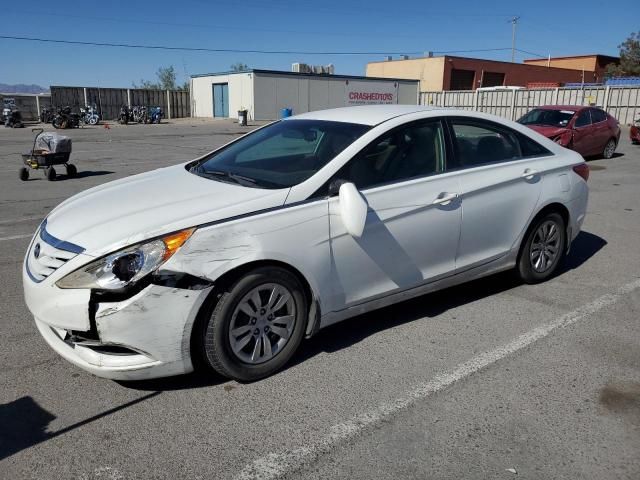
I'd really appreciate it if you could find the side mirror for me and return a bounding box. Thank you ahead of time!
[338,182,368,238]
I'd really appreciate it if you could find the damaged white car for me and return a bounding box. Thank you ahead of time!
[23,105,589,381]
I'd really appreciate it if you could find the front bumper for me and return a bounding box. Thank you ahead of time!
[25,268,212,380]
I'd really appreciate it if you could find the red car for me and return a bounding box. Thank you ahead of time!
[631,117,640,144]
[518,105,620,159]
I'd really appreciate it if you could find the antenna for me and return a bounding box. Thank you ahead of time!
[509,16,520,63]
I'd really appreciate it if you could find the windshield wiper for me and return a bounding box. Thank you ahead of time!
[191,167,258,187]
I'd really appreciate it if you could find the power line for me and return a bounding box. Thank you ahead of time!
[0,35,530,58]
[0,35,423,56]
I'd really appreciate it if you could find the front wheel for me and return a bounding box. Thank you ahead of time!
[45,166,56,181]
[65,164,77,177]
[517,212,566,284]
[19,167,29,181]
[603,139,616,159]
[197,267,308,381]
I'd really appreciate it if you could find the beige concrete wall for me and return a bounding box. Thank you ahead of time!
[366,58,445,91]
[524,57,598,72]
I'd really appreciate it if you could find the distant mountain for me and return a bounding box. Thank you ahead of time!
[0,83,49,94]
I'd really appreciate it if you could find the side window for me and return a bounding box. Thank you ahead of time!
[590,108,607,123]
[337,120,446,190]
[449,119,522,169]
[574,110,592,128]
[516,131,552,158]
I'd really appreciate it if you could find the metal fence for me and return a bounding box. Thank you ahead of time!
[420,86,640,124]
[0,93,51,121]
[50,86,190,120]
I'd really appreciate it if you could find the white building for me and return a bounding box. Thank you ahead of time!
[190,69,419,121]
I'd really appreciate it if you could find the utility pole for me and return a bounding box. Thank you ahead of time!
[510,16,520,63]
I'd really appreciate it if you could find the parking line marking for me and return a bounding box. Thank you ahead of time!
[0,234,33,242]
[235,278,640,480]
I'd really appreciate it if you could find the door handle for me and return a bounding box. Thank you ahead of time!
[521,168,539,179]
[432,192,459,206]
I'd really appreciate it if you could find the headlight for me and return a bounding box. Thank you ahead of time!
[56,228,194,290]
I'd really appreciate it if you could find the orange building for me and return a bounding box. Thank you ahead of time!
[366,55,597,91]
[523,54,619,83]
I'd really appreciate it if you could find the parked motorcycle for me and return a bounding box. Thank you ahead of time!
[148,106,163,124]
[3,107,24,128]
[52,106,80,129]
[118,105,131,124]
[80,104,100,125]
[40,107,55,124]
[131,105,147,123]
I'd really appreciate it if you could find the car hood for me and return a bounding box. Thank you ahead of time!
[45,164,290,256]
[525,125,570,138]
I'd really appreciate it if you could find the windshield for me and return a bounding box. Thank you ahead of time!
[518,109,576,128]
[190,120,371,188]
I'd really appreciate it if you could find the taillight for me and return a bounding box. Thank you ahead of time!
[572,163,589,182]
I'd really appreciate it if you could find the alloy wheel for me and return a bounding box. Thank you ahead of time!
[228,283,296,364]
[529,220,561,273]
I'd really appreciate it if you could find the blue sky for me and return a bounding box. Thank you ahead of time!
[1,0,638,88]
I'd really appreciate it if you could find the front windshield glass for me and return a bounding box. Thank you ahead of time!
[190,120,370,189]
[518,109,576,128]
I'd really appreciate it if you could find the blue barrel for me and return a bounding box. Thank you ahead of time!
[281,108,293,118]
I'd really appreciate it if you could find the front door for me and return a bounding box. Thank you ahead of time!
[327,119,462,311]
[213,83,229,117]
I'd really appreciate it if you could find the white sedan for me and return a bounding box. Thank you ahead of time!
[23,105,589,381]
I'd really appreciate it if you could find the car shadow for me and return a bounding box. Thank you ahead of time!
[120,230,607,391]
[59,170,115,180]
[0,393,160,461]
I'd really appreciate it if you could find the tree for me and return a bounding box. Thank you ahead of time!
[135,66,189,90]
[606,31,640,77]
[230,62,249,72]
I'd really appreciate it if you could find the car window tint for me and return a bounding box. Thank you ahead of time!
[590,108,607,123]
[338,120,445,190]
[236,129,322,163]
[574,110,592,127]
[449,120,522,169]
[516,131,552,158]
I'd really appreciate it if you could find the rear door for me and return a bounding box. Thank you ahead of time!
[447,117,550,271]
[571,109,593,156]
[589,108,610,154]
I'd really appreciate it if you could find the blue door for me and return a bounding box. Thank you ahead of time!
[213,83,229,117]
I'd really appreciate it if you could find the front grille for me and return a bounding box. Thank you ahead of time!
[26,220,84,283]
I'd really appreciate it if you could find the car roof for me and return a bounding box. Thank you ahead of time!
[535,105,589,112]
[287,105,446,126]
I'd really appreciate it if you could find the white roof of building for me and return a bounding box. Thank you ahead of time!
[288,105,444,126]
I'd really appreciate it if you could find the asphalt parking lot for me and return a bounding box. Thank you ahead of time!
[1,119,639,480]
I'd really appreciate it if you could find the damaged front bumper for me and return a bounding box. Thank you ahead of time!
[25,264,213,380]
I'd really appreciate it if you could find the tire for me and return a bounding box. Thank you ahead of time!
[19,167,29,181]
[603,139,616,159]
[46,166,56,181]
[65,164,77,177]
[517,212,566,284]
[197,266,308,381]
[89,116,98,125]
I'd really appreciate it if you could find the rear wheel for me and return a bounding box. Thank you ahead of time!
[197,267,308,381]
[603,139,616,159]
[517,212,566,284]
[19,167,29,181]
